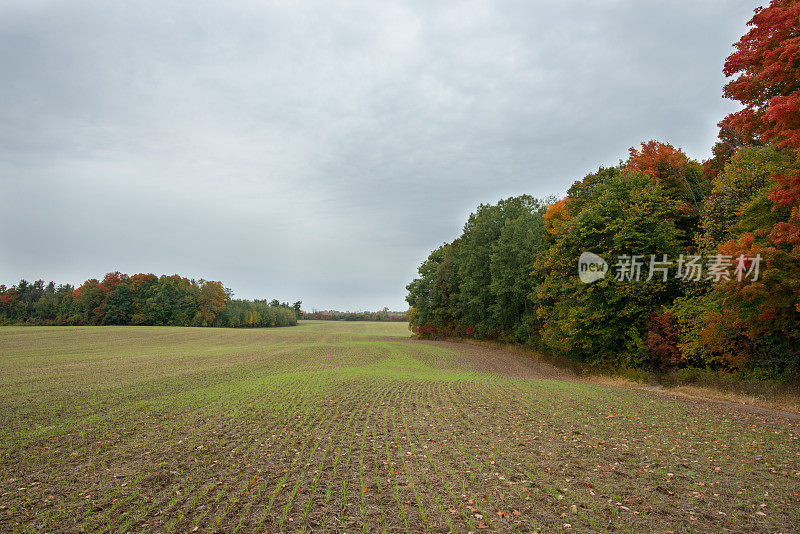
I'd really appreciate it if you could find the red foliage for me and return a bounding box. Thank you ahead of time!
[645,313,681,371]
[768,170,800,257]
[704,126,754,180]
[722,0,800,150]
[414,325,440,338]
[695,311,755,370]
[72,279,100,299]
[718,233,800,336]
[99,271,127,294]
[0,287,20,312]
[627,141,688,182]
[722,1,800,257]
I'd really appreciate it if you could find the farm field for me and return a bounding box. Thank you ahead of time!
[0,321,798,533]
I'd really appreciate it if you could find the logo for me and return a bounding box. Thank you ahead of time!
[578,252,608,283]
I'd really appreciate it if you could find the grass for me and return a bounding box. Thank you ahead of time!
[0,321,798,532]
[442,337,800,415]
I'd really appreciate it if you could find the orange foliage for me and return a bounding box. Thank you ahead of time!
[543,198,568,235]
[627,141,688,182]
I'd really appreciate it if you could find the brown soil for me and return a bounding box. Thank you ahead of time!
[396,336,800,421]
[380,337,575,380]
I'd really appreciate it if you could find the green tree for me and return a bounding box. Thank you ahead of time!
[534,168,682,367]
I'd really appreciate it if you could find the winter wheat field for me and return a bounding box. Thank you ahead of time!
[0,321,798,533]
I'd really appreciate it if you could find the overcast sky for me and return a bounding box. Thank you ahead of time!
[0,0,759,311]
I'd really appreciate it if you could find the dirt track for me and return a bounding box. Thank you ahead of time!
[407,338,573,380]
[401,336,800,421]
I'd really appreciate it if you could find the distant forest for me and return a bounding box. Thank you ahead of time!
[0,272,299,328]
[303,309,408,322]
[407,3,800,381]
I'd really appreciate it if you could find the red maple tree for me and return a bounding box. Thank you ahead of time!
[721,0,800,256]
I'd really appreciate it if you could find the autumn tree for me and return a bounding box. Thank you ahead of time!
[198,280,229,326]
[0,273,295,330]
[711,0,800,373]
[721,1,800,150]
[627,141,707,246]
[698,146,791,252]
[721,0,800,254]
[533,167,682,366]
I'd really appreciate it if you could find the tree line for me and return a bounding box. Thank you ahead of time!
[302,308,408,322]
[0,272,300,328]
[406,0,800,381]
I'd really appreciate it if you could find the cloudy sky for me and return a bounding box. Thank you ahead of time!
[0,0,759,311]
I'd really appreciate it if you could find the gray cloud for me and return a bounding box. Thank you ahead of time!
[0,0,758,310]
